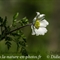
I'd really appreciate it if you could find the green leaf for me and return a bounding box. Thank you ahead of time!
[4,26,10,32]
[5,36,12,41]
[20,47,28,56]
[20,17,29,26]
[5,41,11,50]
[16,42,20,51]
[18,17,29,26]
[19,41,26,47]
[21,34,26,42]
[3,16,7,27]
[10,31,21,37]
[5,41,11,45]
[22,37,26,42]
[12,12,19,27]
[0,17,3,23]
[13,12,19,22]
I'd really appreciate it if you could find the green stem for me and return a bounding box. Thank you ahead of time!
[0,23,32,41]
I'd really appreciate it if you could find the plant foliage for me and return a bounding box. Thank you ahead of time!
[0,13,29,56]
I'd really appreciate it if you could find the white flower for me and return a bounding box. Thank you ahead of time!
[31,12,49,36]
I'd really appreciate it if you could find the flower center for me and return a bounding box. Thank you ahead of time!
[34,20,40,29]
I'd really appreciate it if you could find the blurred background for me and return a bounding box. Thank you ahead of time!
[0,0,60,60]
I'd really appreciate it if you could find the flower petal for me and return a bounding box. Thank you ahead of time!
[33,17,36,23]
[40,14,45,18]
[36,12,40,15]
[40,19,49,27]
[34,27,47,36]
[38,14,45,19]
[31,25,35,35]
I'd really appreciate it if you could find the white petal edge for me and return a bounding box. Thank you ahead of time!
[36,12,40,15]
[34,27,47,36]
[31,25,35,35]
[38,14,45,19]
[40,19,49,27]
[33,17,36,23]
[40,14,45,18]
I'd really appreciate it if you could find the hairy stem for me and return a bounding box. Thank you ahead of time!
[0,23,32,41]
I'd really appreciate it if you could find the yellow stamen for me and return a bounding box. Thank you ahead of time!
[34,20,40,29]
